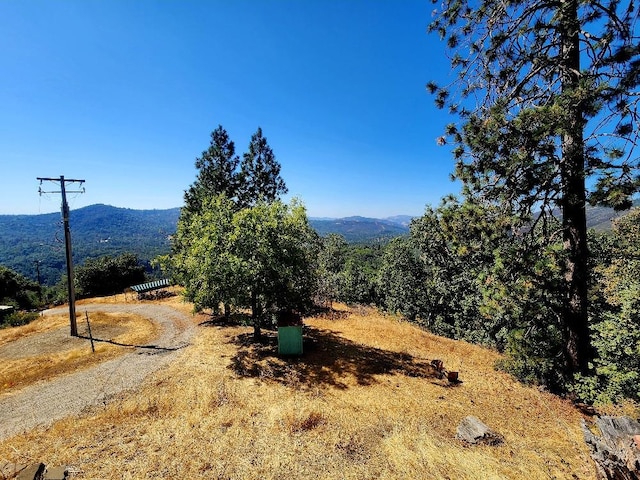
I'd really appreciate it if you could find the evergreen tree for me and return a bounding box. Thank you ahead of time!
[173,124,291,323]
[184,125,240,214]
[575,207,640,403]
[237,127,288,209]
[428,0,639,375]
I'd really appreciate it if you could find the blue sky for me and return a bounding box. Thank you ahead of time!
[0,0,459,218]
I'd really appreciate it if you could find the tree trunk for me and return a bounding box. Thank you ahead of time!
[561,164,591,374]
[251,289,261,341]
[559,0,591,375]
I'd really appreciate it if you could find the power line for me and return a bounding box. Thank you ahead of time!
[37,176,85,337]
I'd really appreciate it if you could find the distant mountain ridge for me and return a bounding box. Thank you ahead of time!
[0,204,180,285]
[1,201,637,285]
[0,204,415,284]
[309,216,410,242]
[584,199,640,230]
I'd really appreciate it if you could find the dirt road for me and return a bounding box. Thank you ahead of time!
[0,303,196,441]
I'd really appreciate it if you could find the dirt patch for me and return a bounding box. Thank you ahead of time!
[0,303,197,441]
[0,326,86,360]
[0,323,127,361]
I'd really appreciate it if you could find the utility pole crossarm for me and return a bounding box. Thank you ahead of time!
[37,177,85,183]
[38,177,85,195]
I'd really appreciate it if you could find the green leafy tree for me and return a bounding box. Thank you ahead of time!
[169,196,318,339]
[410,199,516,345]
[574,208,640,403]
[339,244,382,305]
[316,234,348,307]
[237,127,288,209]
[428,0,640,375]
[74,253,146,298]
[168,195,241,316]
[231,199,318,338]
[377,236,427,322]
[340,260,373,305]
[377,199,503,344]
[0,266,42,310]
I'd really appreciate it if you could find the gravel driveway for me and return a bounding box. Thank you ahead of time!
[0,303,196,441]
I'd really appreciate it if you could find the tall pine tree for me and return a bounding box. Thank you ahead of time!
[428,0,639,375]
[237,127,288,209]
[183,125,240,214]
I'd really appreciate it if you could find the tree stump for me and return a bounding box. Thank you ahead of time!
[456,416,503,445]
[582,416,640,480]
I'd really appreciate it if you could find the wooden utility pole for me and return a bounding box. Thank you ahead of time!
[37,176,85,336]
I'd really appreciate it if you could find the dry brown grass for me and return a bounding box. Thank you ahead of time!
[77,286,192,315]
[0,302,595,479]
[0,311,158,392]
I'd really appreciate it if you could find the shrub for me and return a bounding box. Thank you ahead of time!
[0,310,39,329]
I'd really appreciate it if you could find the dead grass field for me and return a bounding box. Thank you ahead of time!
[0,300,599,479]
[0,310,158,393]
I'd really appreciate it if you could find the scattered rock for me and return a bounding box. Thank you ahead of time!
[44,466,68,479]
[456,416,503,446]
[16,463,45,480]
[1,463,27,479]
[12,464,69,480]
[582,416,640,480]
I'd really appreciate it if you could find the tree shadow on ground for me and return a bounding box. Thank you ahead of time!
[76,335,186,352]
[228,326,443,390]
[198,312,253,328]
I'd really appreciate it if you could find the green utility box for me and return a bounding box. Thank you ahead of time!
[278,325,303,355]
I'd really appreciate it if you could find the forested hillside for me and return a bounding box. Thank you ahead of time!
[309,216,409,242]
[0,201,634,286]
[0,204,179,285]
[0,205,410,284]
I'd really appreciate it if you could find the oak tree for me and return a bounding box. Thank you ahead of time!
[170,196,317,339]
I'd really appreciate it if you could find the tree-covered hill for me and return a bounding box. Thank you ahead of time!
[585,199,640,230]
[309,216,410,242]
[0,204,180,285]
[0,200,635,285]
